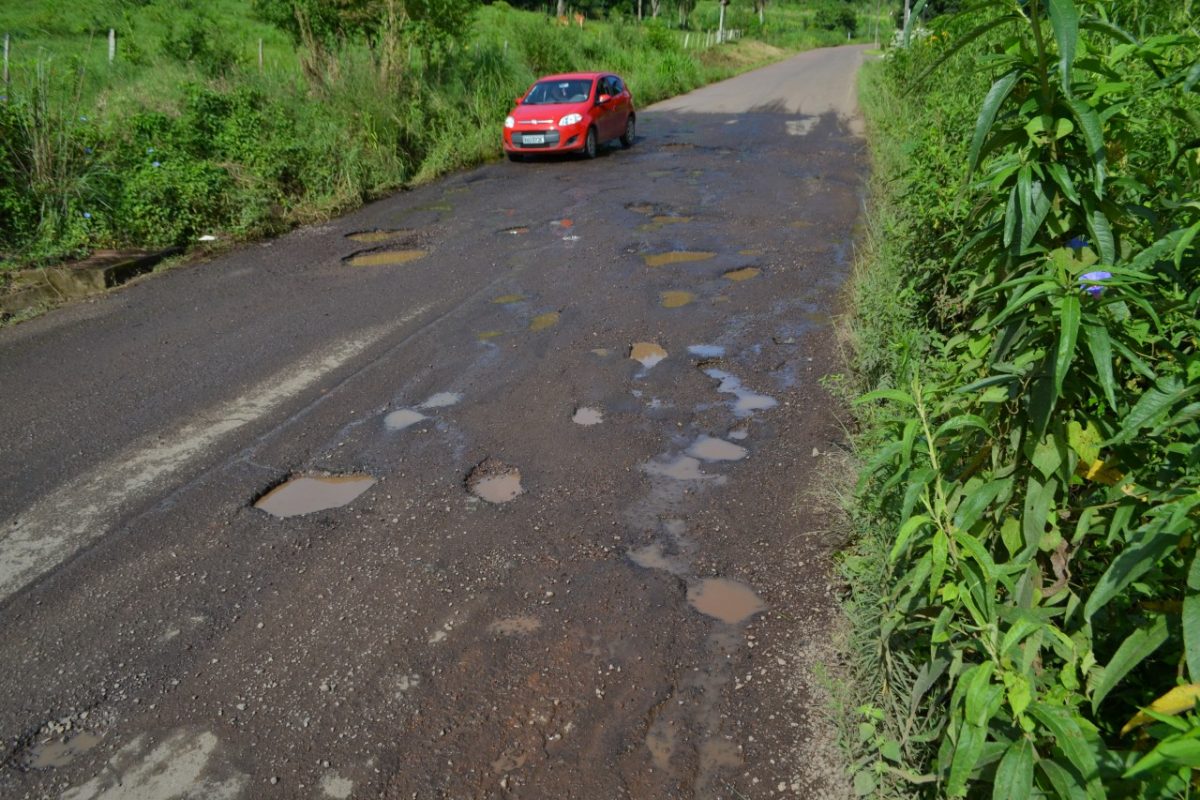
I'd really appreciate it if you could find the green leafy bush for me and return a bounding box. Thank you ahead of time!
[846,1,1200,797]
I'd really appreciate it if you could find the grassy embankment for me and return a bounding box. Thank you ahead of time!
[839,3,1198,798]
[0,0,876,280]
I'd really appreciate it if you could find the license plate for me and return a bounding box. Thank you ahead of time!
[523,134,545,145]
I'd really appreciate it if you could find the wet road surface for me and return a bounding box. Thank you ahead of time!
[0,45,868,799]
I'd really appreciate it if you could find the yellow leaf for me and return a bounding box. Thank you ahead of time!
[1074,457,1123,485]
[1121,684,1200,735]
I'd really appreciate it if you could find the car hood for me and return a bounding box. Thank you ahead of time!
[511,102,587,122]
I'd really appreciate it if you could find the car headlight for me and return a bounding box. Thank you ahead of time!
[558,113,582,127]
[505,116,515,129]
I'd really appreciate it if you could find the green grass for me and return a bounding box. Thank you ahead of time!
[0,0,880,275]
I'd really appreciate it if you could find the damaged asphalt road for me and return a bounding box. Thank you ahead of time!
[0,45,868,799]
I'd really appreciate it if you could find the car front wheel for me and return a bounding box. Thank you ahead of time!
[620,116,635,149]
[582,127,598,159]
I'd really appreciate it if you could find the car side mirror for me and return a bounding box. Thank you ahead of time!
[515,96,524,104]
[598,94,611,105]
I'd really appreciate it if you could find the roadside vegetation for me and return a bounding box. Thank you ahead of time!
[842,0,1200,796]
[0,0,883,276]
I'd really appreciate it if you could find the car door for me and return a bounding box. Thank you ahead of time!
[595,76,618,141]
[612,76,632,133]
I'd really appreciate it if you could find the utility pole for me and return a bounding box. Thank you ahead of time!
[717,0,727,43]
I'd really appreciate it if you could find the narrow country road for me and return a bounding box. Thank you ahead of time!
[0,45,868,799]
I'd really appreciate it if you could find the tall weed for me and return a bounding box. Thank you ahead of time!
[847,1,1200,797]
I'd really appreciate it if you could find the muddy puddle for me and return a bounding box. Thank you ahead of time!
[687,435,748,462]
[529,311,560,331]
[687,578,766,624]
[572,406,603,426]
[639,215,693,232]
[346,249,428,267]
[255,475,376,518]
[687,344,725,358]
[346,229,411,244]
[467,458,523,504]
[419,392,461,409]
[723,267,761,282]
[630,342,667,369]
[628,542,688,575]
[660,290,696,309]
[384,408,427,430]
[642,455,718,482]
[492,293,524,304]
[643,251,715,268]
[23,732,102,769]
[477,330,503,341]
[704,368,778,417]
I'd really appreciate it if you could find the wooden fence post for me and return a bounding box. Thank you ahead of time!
[258,38,264,73]
[108,28,115,64]
[3,34,9,93]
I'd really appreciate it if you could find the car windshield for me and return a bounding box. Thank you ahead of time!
[522,79,593,105]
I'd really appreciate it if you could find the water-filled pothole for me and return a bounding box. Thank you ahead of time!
[346,229,412,244]
[688,344,725,358]
[477,330,503,341]
[255,475,376,518]
[642,455,716,481]
[723,267,761,282]
[687,435,748,462]
[660,291,696,308]
[346,249,428,267]
[23,732,102,769]
[644,251,715,268]
[492,293,524,304]
[529,311,560,331]
[420,392,461,409]
[630,342,667,369]
[687,578,766,624]
[467,458,523,504]
[572,406,603,425]
[704,368,778,417]
[384,409,427,430]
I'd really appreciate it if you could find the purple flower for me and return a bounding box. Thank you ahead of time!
[1080,270,1111,298]
[152,161,161,168]
[82,212,92,219]
[84,147,93,154]
[1067,236,1089,250]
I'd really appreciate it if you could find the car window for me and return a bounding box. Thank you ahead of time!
[522,79,593,105]
[612,77,625,95]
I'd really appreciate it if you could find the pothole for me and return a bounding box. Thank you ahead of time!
[467,458,523,504]
[345,249,428,267]
[384,409,427,431]
[687,578,766,624]
[572,406,603,426]
[643,251,715,268]
[529,311,560,331]
[22,732,102,770]
[254,474,376,518]
[660,290,696,308]
[488,616,542,636]
[630,342,667,369]
[704,368,778,417]
[478,330,503,341]
[492,293,524,304]
[686,435,748,462]
[687,344,725,358]
[628,543,688,575]
[346,229,412,244]
[419,392,461,409]
[738,248,763,256]
[723,267,761,282]
[642,455,717,481]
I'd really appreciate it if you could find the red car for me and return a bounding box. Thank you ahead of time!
[504,72,636,161]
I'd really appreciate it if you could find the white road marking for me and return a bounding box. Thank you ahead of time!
[0,308,429,602]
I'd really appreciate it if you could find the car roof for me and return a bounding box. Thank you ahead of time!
[536,72,608,81]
